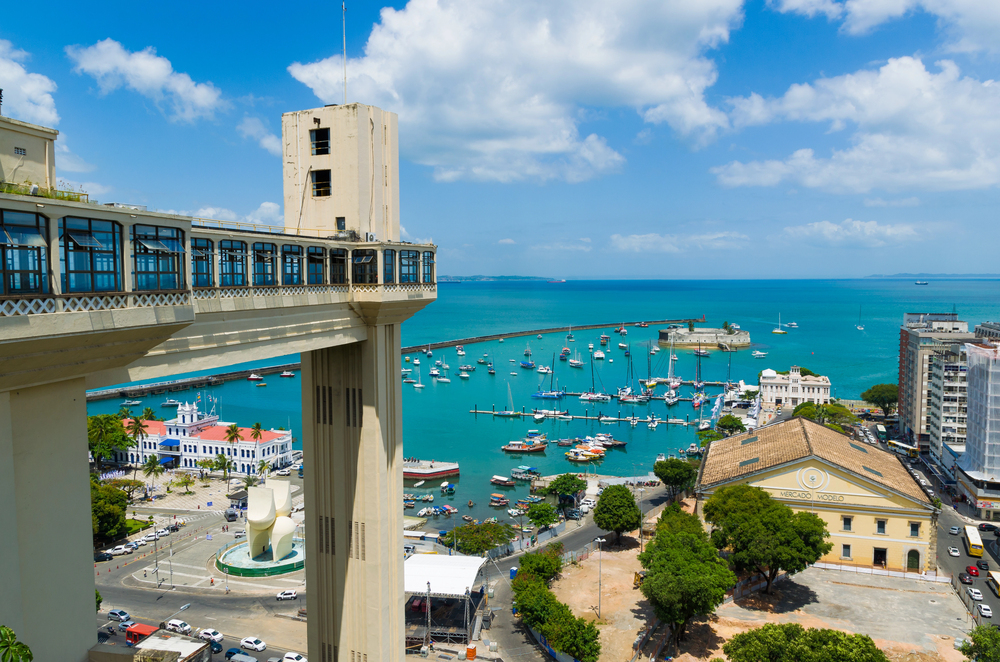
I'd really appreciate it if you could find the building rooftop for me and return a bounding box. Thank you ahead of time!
[122,418,286,444]
[699,417,929,504]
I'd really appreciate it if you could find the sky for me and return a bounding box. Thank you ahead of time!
[2,0,1000,278]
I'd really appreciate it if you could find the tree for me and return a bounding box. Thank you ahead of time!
[175,473,195,494]
[440,521,515,555]
[654,503,706,539]
[241,474,259,490]
[526,503,558,530]
[116,406,133,420]
[861,383,899,417]
[697,429,724,446]
[214,453,235,490]
[140,407,157,421]
[703,485,832,593]
[716,414,746,436]
[793,402,857,429]
[256,459,269,484]
[196,458,215,479]
[141,455,164,492]
[88,415,133,466]
[104,478,145,501]
[511,572,600,662]
[688,321,695,332]
[91,480,127,539]
[251,422,264,442]
[723,623,888,662]
[592,484,642,544]
[638,531,736,651]
[654,459,698,496]
[224,423,243,446]
[545,473,587,499]
[0,625,33,662]
[960,624,1000,662]
[125,417,149,480]
[517,543,564,582]
[96,589,103,612]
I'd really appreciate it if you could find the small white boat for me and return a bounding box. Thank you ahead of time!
[247,373,263,381]
[429,369,441,377]
[401,368,412,374]
[437,375,451,383]
[403,377,417,383]
[414,480,425,487]
[618,343,627,350]
[593,350,605,360]
[414,382,425,389]
[785,322,798,328]
[160,398,181,407]
[122,399,142,406]
[534,413,546,422]
[588,343,594,351]
[752,350,768,358]
[499,338,505,343]
[280,370,295,378]
[459,372,470,379]
[538,366,553,374]
[413,358,421,365]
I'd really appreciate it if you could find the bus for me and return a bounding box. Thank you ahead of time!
[125,623,158,646]
[875,424,887,441]
[987,571,1000,597]
[887,439,918,458]
[966,525,984,558]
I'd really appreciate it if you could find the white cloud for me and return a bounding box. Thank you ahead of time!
[497,238,516,245]
[610,230,748,252]
[0,40,59,125]
[288,0,742,183]
[245,201,283,226]
[237,117,282,156]
[55,135,96,173]
[172,202,282,226]
[782,218,919,247]
[66,39,225,122]
[530,242,593,252]
[769,0,843,19]
[716,57,1000,192]
[864,196,920,207]
[401,225,433,245]
[58,178,112,197]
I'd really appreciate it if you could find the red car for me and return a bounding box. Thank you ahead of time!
[968,565,981,577]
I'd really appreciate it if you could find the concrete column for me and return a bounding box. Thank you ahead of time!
[302,323,404,662]
[0,379,94,661]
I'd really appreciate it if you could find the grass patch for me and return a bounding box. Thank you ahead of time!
[125,519,152,535]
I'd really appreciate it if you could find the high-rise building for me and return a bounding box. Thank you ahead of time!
[897,313,975,451]
[956,343,1000,520]
[927,343,967,477]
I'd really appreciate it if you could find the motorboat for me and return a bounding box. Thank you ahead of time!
[537,334,543,339]
[429,369,441,377]
[478,357,488,364]
[580,392,612,402]
[401,368,412,374]
[752,350,768,358]
[160,398,181,407]
[491,475,517,487]
[256,382,267,387]
[533,413,546,422]
[458,372,470,379]
[247,374,264,381]
[538,365,553,374]
[499,338,505,343]
[403,377,417,384]
[785,322,798,328]
[593,350,605,360]
[413,358,421,365]
[600,334,610,346]
[437,376,451,383]
[122,399,142,406]
[414,480,425,487]
[501,439,547,453]
[459,364,476,372]
[489,494,510,507]
[664,394,679,406]
[520,360,536,369]
[618,343,628,350]
[280,370,295,378]
[456,345,466,355]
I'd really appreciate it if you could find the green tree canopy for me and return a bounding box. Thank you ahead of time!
[697,429,724,446]
[860,383,899,417]
[88,415,133,466]
[703,485,832,593]
[96,589,103,612]
[103,478,145,501]
[592,484,642,544]
[654,503,706,539]
[175,474,195,494]
[441,521,515,555]
[638,531,736,651]
[250,422,264,442]
[518,543,564,583]
[654,459,698,496]
[723,623,888,662]
[512,573,600,662]
[716,414,746,436]
[140,407,158,421]
[960,624,1000,662]
[241,474,258,490]
[141,455,164,490]
[792,402,857,429]
[545,473,587,498]
[224,423,243,444]
[0,625,33,662]
[91,480,127,539]
[526,502,558,530]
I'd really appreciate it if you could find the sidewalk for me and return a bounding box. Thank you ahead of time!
[131,473,302,513]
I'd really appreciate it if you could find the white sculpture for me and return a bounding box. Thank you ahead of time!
[246,480,296,562]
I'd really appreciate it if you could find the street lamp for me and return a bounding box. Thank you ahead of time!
[160,603,190,629]
[594,537,606,619]
[637,487,645,553]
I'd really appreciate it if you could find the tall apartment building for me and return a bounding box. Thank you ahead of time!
[927,343,967,475]
[956,343,1000,520]
[897,313,975,451]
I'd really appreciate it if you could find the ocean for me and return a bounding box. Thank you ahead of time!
[87,279,1000,522]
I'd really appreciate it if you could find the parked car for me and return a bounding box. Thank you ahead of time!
[143,532,160,542]
[276,590,298,601]
[967,565,981,577]
[980,523,998,533]
[166,619,192,635]
[167,523,180,532]
[94,552,113,562]
[225,508,240,522]
[968,587,984,601]
[950,526,961,535]
[124,542,140,551]
[225,649,244,660]
[565,509,581,520]
[108,609,130,622]
[981,604,994,618]
[118,620,136,631]
[283,653,307,661]
[111,545,133,556]
[200,629,224,642]
[210,641,224,654]
[234,529,246,539]
[132,538,146,547]
[156,528,170,537]
[276,468,291,476]
[948,547,960,557]
[959,573,974,584]
[241,637,267,651]
[580,498,597,508]
[979,560,991,571]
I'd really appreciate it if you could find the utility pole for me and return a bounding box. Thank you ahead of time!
[594,537,606,619]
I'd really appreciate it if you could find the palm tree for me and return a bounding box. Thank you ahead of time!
[0,625,33,662]
[126,417,149,480]
[256,459,269,485]
[224,423,243,446]
[140,407,157,421]
[215,453,236,492]
[250,422,263,442]
[117,406,133,420]
[141,455,164,497]
[241,474,259,490]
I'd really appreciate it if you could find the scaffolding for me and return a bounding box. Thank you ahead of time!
[403,555,488,650]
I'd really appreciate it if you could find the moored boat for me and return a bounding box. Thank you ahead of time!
[280,370,295,378]
[247,373,264,381]
[402,459,460,480]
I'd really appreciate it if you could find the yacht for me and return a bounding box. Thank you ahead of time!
[160,398,181,407]
[752,350,768,358]
[772,314,788,335]
[569,356,584,368]
[593,350,605,360]
[413,358,421,365]
[247,373,264,381]
[280,370,295,378]
[458,371,470,379]
[537,365,553,374]
[693,348,710,357]
[618,342,628,350]
[121,399,142,407]
[588,343,594,351]
[401,368,412,374]
[785,321,798,328]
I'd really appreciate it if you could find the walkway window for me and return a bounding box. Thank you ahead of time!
[400,250,419,283]
[352,249,377,284]
[423,251,435,283]
[131,225,184,291]
[220,240,247,286]
[383,249,396,284]
[282,245,303,285]
[1,209,49,295]
[312,170,331,197]
[252,242,277,286]
[310,128,330,155]
[60,217,123,293]
[330,248,347,284]
[191,238,213,287]
[307,247,326,284]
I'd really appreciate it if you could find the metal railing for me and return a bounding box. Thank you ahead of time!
[191,218,361,241]
[0,181,90,203]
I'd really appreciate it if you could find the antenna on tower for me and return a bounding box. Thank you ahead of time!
[342,2,348,104]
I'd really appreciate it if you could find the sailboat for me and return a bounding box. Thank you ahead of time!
[532,355,565,399]
[694,349,704,391]
[580,355,612,402]
[413,367,425,389]
[667,336,681,390]
[495,383,520,417]
[569,351,584,368]
[856,305,865,331]
[772,313,788,335]
[566,326,575,342]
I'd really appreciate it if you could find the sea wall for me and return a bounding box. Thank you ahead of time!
[658,328,751,348]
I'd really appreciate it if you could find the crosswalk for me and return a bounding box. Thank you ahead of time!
[135,562,304,591]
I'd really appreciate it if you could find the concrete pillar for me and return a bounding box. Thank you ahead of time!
[0,379,94,661]
[302,323,403,662]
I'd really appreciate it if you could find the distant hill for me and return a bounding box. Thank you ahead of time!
[866,273,1000,279]
[438,275,556,282]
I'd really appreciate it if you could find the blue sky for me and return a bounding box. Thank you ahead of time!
[3,0,999,278]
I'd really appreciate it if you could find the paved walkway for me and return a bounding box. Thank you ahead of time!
[133,473,303,513]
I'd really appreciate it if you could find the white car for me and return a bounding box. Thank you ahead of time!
[951,526,962,535]
[968,587,984,601]
[284,653,307,662]
[276,590,298,601]
[132,538,146,547]
[276,468,291,476]
[948,547,960,557]
[241,637,267,651]
[166,619,192,635]
[199,629,224,642]
[111,545,133,556]
[142,532,160,542]
[156,528,170,537]
[981,604,993,618]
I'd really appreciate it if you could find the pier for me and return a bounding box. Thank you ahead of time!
[85,363,299,402]
[468,408,699,426]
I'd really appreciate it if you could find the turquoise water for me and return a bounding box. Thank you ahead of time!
[88,279,1000,523]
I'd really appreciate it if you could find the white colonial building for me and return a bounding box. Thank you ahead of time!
[759,365,832,409]
[118,402,294,474]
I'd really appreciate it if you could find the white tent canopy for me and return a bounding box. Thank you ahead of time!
[404,554,486,598]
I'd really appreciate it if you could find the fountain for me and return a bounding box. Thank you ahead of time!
[215,480,306,577]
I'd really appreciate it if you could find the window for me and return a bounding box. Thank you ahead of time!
[310,128,330,155]
[220,240,247,286]
[876,519,886,535]
[252,243,277,286]
[330,249,347,284]
[282,245,303,285]
[383,249,395,284]
[352,249,377,284]
[842,516,852,532]
[842,544,851,559]
[1,209,49,295]
[400,250,419,283]
[131,225,183,291]
[307,246,326,284]
[312,170,331,197]
[336,217,346,231]
[191,238,213,287]
[60,217,123,293]
[422,251,435,283]
[14,147,26,156]
[910,522,920,537]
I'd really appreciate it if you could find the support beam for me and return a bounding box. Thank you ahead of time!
[0,379,94,661]
[303,323,404,662]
